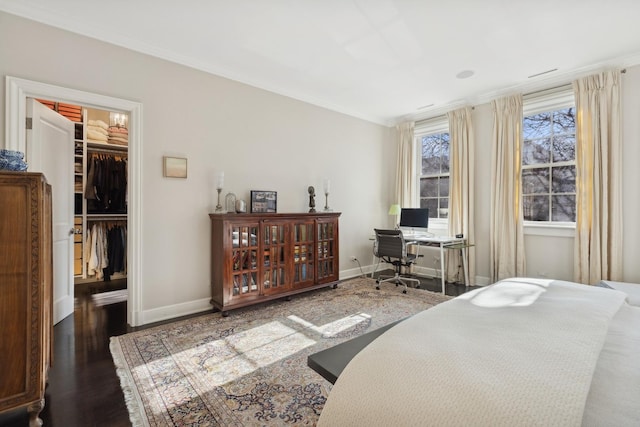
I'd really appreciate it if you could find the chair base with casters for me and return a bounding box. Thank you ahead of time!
[373,229,423,294]
[375,258,421,294]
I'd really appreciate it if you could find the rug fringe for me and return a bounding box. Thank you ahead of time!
[110,337,149,427]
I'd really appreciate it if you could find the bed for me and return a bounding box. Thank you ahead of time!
[316,278,640,426]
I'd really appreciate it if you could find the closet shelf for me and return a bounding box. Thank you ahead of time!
[87,141,128,153]
[86,214,127,221]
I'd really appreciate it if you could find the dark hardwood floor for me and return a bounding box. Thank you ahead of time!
[0,273,474,427]
[0,280,132,427]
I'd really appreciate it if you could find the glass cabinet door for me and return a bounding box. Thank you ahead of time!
[292,221,314,287]
[316,220,337,282]
[230,224,259,298]
[262,222,289,294]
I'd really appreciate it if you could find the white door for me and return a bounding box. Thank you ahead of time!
[26,98,75,324]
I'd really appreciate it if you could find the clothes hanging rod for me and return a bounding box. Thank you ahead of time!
[86,214,127,221]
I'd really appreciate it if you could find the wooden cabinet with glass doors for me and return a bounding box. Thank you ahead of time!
[210,212,340,314]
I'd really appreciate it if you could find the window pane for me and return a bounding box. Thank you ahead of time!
[553,108,575,134]
[440,134,450,173]
[421,135,441,175]
[523,112,551,139]
[439,176,449,197]
[420,177,438,197]
[522,168,549,194]
[552,165,576,193]
[552,195,576,221]
[523,195,549,221]
[439,197,449,219]
[523,138,551,165]
[421,198,438,218]
[552,135,575,162]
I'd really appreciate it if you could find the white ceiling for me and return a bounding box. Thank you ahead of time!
[2,0,640,125]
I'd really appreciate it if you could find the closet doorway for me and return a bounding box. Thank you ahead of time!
[6,76,143,327]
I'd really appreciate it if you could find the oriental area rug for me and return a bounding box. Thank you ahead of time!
[110,277,451,426]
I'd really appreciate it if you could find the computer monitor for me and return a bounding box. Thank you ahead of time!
[399,208,429,231]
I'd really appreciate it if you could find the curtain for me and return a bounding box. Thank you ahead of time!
[446,107,475,284]
[490,95,526,282]
[395,121,417,208]
[573,70,623,284]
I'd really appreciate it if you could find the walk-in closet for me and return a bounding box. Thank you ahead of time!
[36,100,129,331]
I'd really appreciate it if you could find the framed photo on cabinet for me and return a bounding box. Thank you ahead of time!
[250,190,277,213]
[163,156,187,178]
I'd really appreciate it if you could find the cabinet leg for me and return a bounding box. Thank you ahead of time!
[221,311,229,317]
[27,399,44,427]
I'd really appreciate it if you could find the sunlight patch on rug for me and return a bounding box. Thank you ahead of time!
[287,312,371,338]
[110,277,452,426]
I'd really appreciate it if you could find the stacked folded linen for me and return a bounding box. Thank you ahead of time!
[87,119,109,144]
[107,125,128,146]
[0,149,27,171]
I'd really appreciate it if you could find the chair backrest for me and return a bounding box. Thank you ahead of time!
[374,229,406,260]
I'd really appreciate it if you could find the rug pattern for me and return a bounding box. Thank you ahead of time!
[110,277,451,426]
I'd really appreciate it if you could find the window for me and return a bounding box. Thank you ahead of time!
[415,118,449,220]
[522,88,576,223]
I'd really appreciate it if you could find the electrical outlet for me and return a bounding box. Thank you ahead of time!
[350,256,357,262]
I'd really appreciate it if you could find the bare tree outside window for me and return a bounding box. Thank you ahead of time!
[420,132,450,219]
[522,107,576,222]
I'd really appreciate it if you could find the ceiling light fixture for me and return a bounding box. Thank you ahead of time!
[527,68,558,78]
[456,70,475,79]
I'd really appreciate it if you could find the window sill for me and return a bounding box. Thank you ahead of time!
[524,222,575,238]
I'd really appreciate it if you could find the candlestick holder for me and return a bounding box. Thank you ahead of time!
[323,191,332,212]
[322,178,332,212]
[215,188,224,213]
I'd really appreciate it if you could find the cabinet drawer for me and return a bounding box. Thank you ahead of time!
[74,259,82,276]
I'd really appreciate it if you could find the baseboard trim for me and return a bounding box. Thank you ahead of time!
[141,297,212,325]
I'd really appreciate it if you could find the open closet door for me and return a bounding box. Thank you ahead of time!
[26,98,75,324]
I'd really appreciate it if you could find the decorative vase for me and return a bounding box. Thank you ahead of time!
[235,199,246,213]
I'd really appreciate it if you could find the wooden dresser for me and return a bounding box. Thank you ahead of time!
[210,212,340,314]
[0,172,53,426]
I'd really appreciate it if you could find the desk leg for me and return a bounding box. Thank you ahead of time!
[461,244,469,286]
[439,244,446,294]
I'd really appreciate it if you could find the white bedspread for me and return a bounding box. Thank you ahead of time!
[318,278,629,427]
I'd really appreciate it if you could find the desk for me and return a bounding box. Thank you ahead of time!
[372,234,470,294]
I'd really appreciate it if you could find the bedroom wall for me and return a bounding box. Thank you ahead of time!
[620,65,640,283]
[0,11,393,323]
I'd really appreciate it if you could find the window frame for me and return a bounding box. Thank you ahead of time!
[522,86,576,237]
[414,117,449,230]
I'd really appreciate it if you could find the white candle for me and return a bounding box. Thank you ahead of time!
[323,179,330,194]
[217,172,225,189]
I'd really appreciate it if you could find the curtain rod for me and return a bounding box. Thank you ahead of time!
[524,68,627,98]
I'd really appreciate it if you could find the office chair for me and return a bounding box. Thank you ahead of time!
[373,228,422,294]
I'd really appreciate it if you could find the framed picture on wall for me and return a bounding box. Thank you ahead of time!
[163,156,187,178]
[250,190,277,213]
